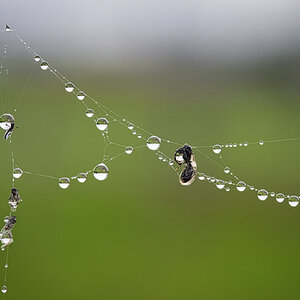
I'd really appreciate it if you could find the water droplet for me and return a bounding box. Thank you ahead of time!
[198,173,205,180]
[128,123,134,130]
[96,118,109,131]
[77,173,87,183]
[212,144,222,154]
[244,142,248,147]
[270,192,275,197]
[40,61,49,70]
[147,136,161,151]
[93,163,109,181]
[34,55,41,62]
[77,91,85,101]
[125,146,133,154]
[276,193,285,203]
[13,168,23,179]
[169,161,174,166]
[225,187,230,192]
[58,177,70,189]
[224,167,230,174]
[236,181,246,192]
[1,285,7,294]
[137,134,142,139]
[216,180,225,189]
[65,82,74,93]
[0,114,14,131]
[132,130,137,135]
[233,143,237,147]
[158,155,163,160]
[288,195,299,207]
[85,109,94,118]
[257,189,268,201]
[259,140,264,145]
[4,263,8,268]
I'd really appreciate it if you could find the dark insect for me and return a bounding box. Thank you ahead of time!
[0,215,17,250]
[174,144,197,186]
[8,188,22,211]
[4,216,17,231]
[5,24,11,31]
[4,122,14,140]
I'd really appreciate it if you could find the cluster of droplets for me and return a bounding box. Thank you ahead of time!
[212,140,266,154]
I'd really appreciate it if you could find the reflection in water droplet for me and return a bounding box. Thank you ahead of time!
[96,118,109,131]
[259,140,264,145]
[34,55,41,62]
[128,123,134,130]
[236,181,246,192]
[93,163,109,181]
[65,82,75,93]
[59,177,70,189]
[85,109,94,118]
[224,167,230,174]
[77,91,85,101]
[147,136,161,150]
[288,195,299,207]
[212,144,222,154]
[0,114,14,131]
[13,168,23,179]
[125,146,133,154]
[276,193,285,203]
[77,173,87,183]
[40,61,49,70]
[216,180,225,189]
[257,189,268,201]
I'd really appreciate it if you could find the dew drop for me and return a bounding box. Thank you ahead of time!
[65,82,75,93]
[137,134,142,139]
[224,167,230,174]
[257,189,268,201]
[96,118,109,131]
[0,113,14,131]
[276,193,285,203]
[198,173,205,180]
[210,177,216,183]
[225,187,230,192]
[77,91,85,101]
[236,181,246,192]
[4,263,8,269]
[125,146,133,155]
[244,142,248,147]
[85,109,94,118]
[13,168,23,179]
[259,140,264,145]
[40,61,49,70]
[212,144,222,154]
[128,123,134,130]
[77,173,87,183]
[147,136,161,151]
[93,163,109,181]
[216,180,225,189]
[34,55,41,62]
[1,285,7,294]
[58,177,70,189]
[132,130,137,135]
[288,195,299,207]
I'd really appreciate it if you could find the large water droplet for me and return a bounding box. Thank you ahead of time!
[212,144,222,154]
[93,163,109,181]
[288,195,299,207]
[275,193,285,203]
[257,189,268,201]
[128,123,134,130]
[236,181,246,192]
[34,55,41,62]
[40,61,49,70]
[125,146,133,154]
[96,118,109,131]
[77,173,87,183]
[0,114,14,130]
[86,109,94,118]
[147,136,161,151]
[77,91,85,101]
[65,82,74,93]
[1,286,7,294]
[13,168,23,179]
[216,180,225,189]
[259,140,264,145]
[59,177,70,189]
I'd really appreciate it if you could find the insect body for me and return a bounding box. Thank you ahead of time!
[174,144,197,186]
[8,188,22,212]
[0,215,17,250]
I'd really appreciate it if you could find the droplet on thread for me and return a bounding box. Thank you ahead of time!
[147,136,161,151]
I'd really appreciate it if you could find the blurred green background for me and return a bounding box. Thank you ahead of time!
[1,2,300,298]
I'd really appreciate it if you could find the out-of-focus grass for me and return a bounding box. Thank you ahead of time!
[0,58,299,300]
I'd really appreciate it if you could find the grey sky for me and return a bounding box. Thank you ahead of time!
[2,0,300,66]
